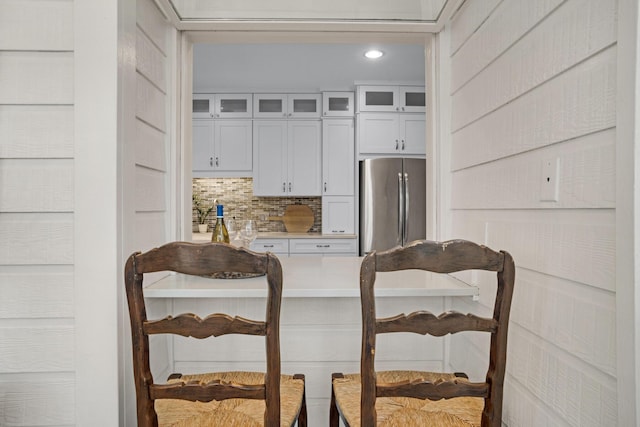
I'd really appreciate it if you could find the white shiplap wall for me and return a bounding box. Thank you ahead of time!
[0,0,76,425]
[445,0,617,425]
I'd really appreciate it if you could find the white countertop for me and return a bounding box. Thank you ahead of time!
[144,256,479,299]
[192,232,357,242]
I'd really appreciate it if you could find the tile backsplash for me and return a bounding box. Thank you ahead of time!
[193,178,321,233]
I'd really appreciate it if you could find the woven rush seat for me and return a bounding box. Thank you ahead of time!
[157,372,305,427]
[332,371,483,427]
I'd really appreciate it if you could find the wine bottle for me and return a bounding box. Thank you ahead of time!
[211,204,230,243]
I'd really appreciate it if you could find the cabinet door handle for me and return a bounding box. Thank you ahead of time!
[215,157,219,166]
[402,107,405,111]
[264,244,274,248]
[401,140,405,150]
[289,182,292,192]
[324,182,327,192]
[316,244,331,248]
[215,113,220,118]
[282,182,286,193]
[395,139,399,150]
[209,157,213,166]
[332,230,345,233]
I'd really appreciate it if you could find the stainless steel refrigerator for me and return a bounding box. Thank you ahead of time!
[359,158,426,255]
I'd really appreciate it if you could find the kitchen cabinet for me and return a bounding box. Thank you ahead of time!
[322,119,354,196]
[192,93,252,118]
[358,113,425,156]
[322,92,354,117]
[254,93,321,119]
[192,119,253,176]
[289,238,357,256]
[249,238,289,255]
[253,120,321,196]
[322,196,355,235]
[357,85,425,113]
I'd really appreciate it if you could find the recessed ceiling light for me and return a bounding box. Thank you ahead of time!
[364,49,384,59]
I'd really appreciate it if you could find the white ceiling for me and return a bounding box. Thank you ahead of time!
[193,43,426,93]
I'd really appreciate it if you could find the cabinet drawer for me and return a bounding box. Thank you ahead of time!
[250,239,289,254]
[289,238,357,254]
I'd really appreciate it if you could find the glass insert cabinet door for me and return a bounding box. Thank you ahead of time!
[192,94,253,118]
[322,92,354,117]
[254,94,321,118]
[357,85,425,113]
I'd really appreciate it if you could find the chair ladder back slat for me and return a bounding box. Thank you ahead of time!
[377,380,490,400]
[143,313,266,338]
[134,241,269,276]
[150,382,267,402]
[376,311,498,336]
[375,240,504,274]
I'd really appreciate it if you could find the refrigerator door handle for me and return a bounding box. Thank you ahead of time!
[398,172,404,243]
[404,172,409,243]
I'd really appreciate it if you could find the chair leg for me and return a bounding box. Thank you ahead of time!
[330,373,345,427]
[293,374,307,427]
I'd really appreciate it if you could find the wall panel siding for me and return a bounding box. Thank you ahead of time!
[449,0,502,55]
[0,213,73,265]
[135,119,167,171]
[0,0,73,51]
[446,0,617,424]
[136,0,168,55]
[136,27,167,91]
[136,72,167,132]
[452,129,615,209]
[0,323,74,373]
[0,374,75,426]
[0,0,76,424]
[0,159,74,212]
[0,51,74,105]
[452,45,616,170]
[451,0,617,131]
[0,266,74,319]
[451,0,562,93]
[0,106,74,158]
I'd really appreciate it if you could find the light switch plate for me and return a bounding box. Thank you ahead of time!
[540,157,560,202]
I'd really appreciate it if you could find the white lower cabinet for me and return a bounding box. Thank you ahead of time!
[322,196,355,235]
[249,238,289,255]
[250,237,357,256]
[289,238,357,256]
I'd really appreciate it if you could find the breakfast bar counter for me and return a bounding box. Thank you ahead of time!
[144,256,479,299]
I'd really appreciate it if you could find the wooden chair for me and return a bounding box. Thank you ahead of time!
[125,242,307,427]
[330,239,515,427]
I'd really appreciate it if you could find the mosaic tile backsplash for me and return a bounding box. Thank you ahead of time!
[193,178,322,233]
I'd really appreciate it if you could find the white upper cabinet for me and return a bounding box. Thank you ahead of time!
[193,94,252,118]
[254,93,321,118]
[192,119,252,177]
[322,119,354,195]
[357,85,425,113]
[358,113,425,156]
[253,120,321,196]
[322,92,354,117]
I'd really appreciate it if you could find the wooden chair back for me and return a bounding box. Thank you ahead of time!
[125,242,284,426]
[359,239,515,426]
